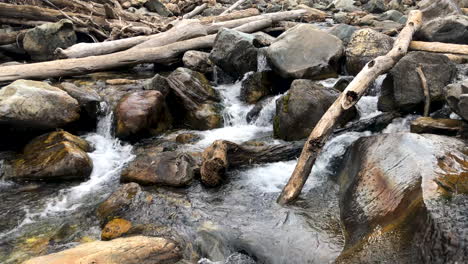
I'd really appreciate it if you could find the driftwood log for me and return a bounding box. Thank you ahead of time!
[201,140,303,187]
[0,19,272,82]
[221,0,249,15]
[277,10,423,205]
[57,9,312,59]
[57,20,207,58]
[183,3,208,19]
[410,40,468,55]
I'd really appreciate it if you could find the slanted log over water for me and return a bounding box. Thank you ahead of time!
[277,10,423,205]
[201,140,303,187]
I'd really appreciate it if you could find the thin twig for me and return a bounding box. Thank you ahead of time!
[416,65,430,116]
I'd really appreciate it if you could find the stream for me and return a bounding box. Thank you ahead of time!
[0,65,416,263]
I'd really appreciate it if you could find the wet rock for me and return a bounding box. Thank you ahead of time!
[336,133,468,263]
[97,183,142,222]
[418,15,468,44]
[241,72,275,104]
[266,24,343,80]
[183,50,213,74]
[378,9,406,24]
[0,80,80,130]
[23,19,76,61]
[333,76,354,92]
[22,131,92,154]
[143,74,171,96]
[23,236,182,264]
[410,117,464,136]
[121,151,196,187]
[252,32,276,47]
[115,90,172,140]
[444,80,468,121]
[274,80,357,141]
[175,133,201,144]
[246,96,274,123]
[328,24,358,45]
[166,67,223,130]
[144,0,173,16]
[378,52,457,114]
[58,82,102,121]
[345,28,394,75]
[210,28,258,80]
[3,132,93,182]
[101,218,132,241]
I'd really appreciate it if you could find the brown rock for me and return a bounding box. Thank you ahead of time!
[101,218,132,241]
[97,183,141,222]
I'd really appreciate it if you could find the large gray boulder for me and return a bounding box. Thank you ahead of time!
[274,79,357,141]
[266,24,344,80]
[210,28,258,80]
[418,0,465,21]
[345,28,394,75]
[335,133,468,263]
[183,50,213,74]
[23,19,76,61]
[378,52,457,114]
[0,80,80,130]
[417,15,468,44]
[444,80,468,121]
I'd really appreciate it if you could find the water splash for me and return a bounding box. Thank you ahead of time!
[0,109,134,239]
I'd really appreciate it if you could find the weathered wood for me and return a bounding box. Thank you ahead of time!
[200,8,259,23]
[56,9,310,58]
[444,53,468,63]
[416,65,430,116]
[221,0,249,15]
[277,10,423,205]
[183,3,208,19]
[410,41,468,55]
[0,30,27,45]
[57,20,207,58]
[0,19,272,82]
[201,140,303,187]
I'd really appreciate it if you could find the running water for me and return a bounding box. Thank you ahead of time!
[0,106,134,240]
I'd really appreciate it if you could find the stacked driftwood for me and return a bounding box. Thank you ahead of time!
[0,0,329,82]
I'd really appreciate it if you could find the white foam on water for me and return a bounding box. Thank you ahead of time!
[0,110,134,239]
[382,115,419,134]
[194,76,277,148]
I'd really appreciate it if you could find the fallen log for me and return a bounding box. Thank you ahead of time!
[0,30,27,46]
[57,20,207,58]
[183,3,208,19]
[201,140,304,187]
[0,19,272,82]
[277,10,423,205]
[200,8,259,23]
[57,9,311,58]
[410,41,468,55]
[221,0,249,15]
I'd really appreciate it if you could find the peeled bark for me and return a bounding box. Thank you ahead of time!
[201,140,303,187]
[277,10,423,205]
[0,19,272,82]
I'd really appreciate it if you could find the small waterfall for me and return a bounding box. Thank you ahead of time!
[257,48,271,72]
[0,109,134,239]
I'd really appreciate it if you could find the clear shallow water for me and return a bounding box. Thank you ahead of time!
[0,68,412,263]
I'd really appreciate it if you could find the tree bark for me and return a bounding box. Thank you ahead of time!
[201,140,303,187]
[0,19,272,82]
[276,10,423,205]
[410,40,468,55]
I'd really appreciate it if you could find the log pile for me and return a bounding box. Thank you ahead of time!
[0,0,320,82]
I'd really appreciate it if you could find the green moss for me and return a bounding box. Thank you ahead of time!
[273,115,280,138]
[282,93,291,113]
